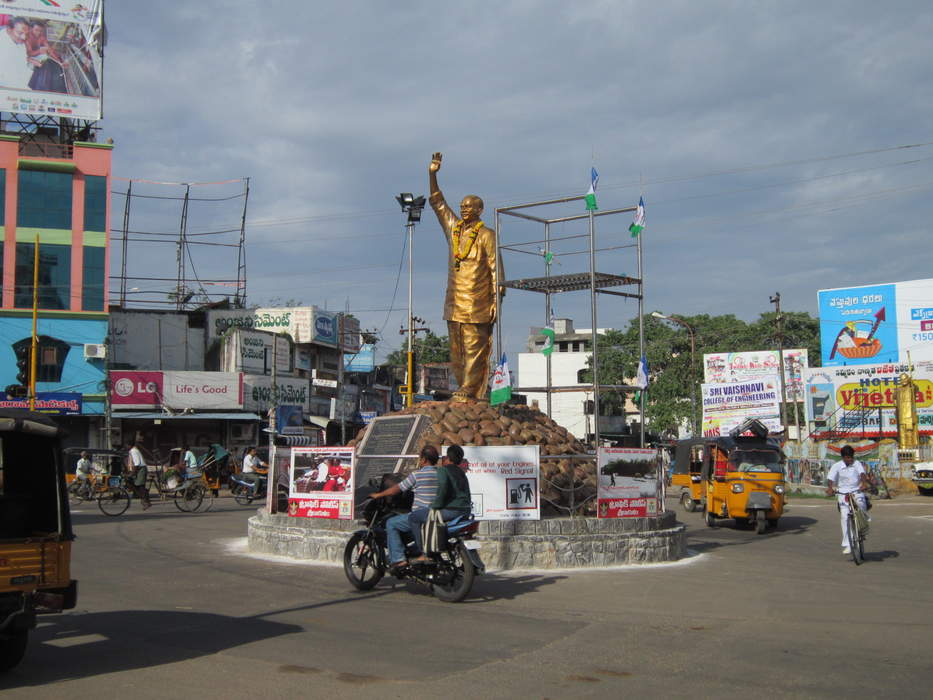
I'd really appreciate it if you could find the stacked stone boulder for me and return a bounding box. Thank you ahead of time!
[347,400,598,515]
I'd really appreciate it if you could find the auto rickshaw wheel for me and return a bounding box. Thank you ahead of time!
[0,630,28,672]
[680,491,696,513]
[755,510,767,534]
[703,508,716,527]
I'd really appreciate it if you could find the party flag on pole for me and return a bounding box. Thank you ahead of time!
[635,353,649,389]
[585,167,599,211]
[629,196,646,237]
[540,328,555,356]
[490,353,512,406]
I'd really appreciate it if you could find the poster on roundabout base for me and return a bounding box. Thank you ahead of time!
[456,445,540,520]
[596,447,660,518]
[287,446,354,520]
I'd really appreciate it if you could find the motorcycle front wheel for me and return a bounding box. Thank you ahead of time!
[432,541,475,603]
[344,532,384,591]
[232,484,254,506]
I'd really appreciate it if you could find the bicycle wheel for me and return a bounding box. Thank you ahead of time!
[174,483,205,512]
[343,532,384,591]
[847,513,862,565]
[68,481,86,506]
[98,487,131,516]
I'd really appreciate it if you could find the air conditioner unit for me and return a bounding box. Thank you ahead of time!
[83,343,107,360]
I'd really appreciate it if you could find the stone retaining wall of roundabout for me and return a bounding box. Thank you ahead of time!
[248,510,687,570]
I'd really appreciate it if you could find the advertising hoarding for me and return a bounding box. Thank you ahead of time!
[207,307,313,343]
[802,360,933,437]
[818,278,933,366]
[312,308,339,346]
[703,349,808,399]
[242,375,310,413]
[344,343,375,373]
[0,2,104,121]
[287,446,354,519]
[701,376,782,436]
[458,445,540,521]
[220,329,290,374]
[596,447,660,518]
[339,314,361,353]
[111,371,243,410]
[0,391,82,414]
[276,405,303,435]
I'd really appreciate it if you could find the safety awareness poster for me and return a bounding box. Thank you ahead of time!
[596,448,660,518]
[457,445,540,520]
[287,446,354,519]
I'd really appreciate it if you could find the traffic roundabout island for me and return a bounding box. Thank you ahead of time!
[247,509,687,570]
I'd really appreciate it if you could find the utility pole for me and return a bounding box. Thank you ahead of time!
[769,293,788,434]
[395,193,426,407]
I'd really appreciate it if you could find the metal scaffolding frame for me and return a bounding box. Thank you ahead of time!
[495,194,646,447]
[111,177,250,310]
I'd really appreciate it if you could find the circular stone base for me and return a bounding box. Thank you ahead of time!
[247,510,687,570]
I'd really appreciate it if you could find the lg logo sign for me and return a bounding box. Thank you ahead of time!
[114,378,158,397]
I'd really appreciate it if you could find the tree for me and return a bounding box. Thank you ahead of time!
[583,311,821,435]
[384,330,450,371]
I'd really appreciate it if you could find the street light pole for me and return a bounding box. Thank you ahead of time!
[651,311,697,437]
[396,193,426,408]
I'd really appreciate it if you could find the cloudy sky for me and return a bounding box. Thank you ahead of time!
[101,1,933,361]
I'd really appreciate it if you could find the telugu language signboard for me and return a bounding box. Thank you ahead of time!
[701,376,782,436]
[458,445,540,521]
[596,447,660,518]
[207,307,313,343]
[287,446,354,520]
[802,359,933,437]
[0,1,104,122]
[818,278,933,366]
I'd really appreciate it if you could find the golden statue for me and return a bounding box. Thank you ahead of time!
[895,372,919,448]
[429,152,501,402]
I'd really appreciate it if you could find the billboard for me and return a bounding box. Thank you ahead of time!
[207,307,313,343]
[344,343,375,373]
[220,328,291,375]
[111,371,243,410]
[701,376,782,437]
[242,374,310,413]
[802,360,933,437]
[312,308,339,346]
[287,446,354,520]
[703,349,808,399]
[457,445,540,520]
[0,2,103,121]
[818,279,933,366]
[596,448,660,518]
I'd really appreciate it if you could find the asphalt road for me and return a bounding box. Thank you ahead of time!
[2,492,932,699]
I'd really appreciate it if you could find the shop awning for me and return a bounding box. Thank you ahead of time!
[113,412,262,421]
[304,415,331,429]
[274,434,316,447]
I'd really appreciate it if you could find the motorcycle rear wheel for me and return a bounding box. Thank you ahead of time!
[431,542,475,603]
[344,532,384,591]
[232,484,254,505]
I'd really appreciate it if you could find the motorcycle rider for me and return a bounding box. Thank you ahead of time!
[241,446,268,495]
[368,444,440,571]
[409,444,472,562]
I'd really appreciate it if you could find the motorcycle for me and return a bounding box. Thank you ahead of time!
[344,489,485,603]
[229,472,289,510]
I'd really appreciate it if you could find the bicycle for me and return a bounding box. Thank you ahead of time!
[68,473,102,506]
[97,474,132,516]
[840,490,869,565]
[148,466,210,513]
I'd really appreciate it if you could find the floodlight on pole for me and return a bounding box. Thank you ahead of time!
[652,311,698,436]
[396,193,426,407]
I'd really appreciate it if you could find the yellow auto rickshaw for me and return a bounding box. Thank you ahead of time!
[700,418,786,533]
[0,410,77,672]
[670,438,706,512]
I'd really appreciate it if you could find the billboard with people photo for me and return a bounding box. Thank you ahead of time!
[0,1,104,121]
[288,447,354,519]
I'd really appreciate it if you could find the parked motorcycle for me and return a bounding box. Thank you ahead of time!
[344,487,485,603]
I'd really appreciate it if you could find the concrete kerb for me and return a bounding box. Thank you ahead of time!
[247,509,688,570]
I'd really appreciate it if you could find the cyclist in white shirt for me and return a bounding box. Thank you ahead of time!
[826,445,870,554]
[76,451,93,481]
